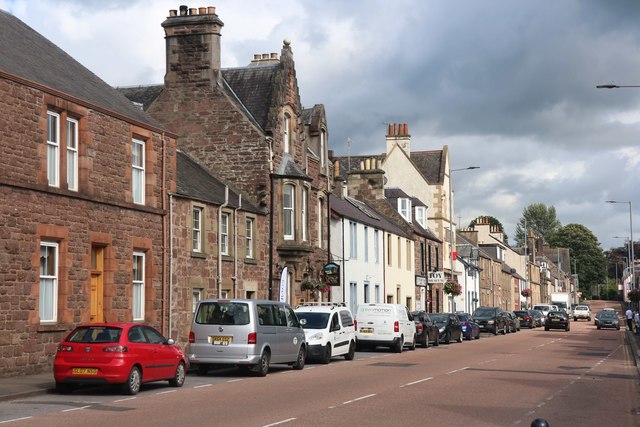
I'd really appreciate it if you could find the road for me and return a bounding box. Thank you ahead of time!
[1,301,638,426]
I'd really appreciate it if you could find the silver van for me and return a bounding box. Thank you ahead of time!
[188,299,306,377]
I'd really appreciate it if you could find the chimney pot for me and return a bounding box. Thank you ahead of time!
[387,123,392,136]
[262,53,269,59]
[207,6,216,14]
[179,5,188,15]
[254,54,261,60]
[189,8,198,15]
[169,9,178,17]
[199,7,207,14]
[404,123,408,135]
[270,52,277,59]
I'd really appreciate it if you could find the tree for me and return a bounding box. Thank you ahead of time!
[468,215,509,245]
[514,203,561,247]
[547,224,607,298]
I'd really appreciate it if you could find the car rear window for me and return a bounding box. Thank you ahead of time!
[514,311,528,316]
[196,302,250,325]
[67,326,122,343]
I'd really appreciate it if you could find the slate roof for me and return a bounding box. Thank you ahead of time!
[176,150,262,213]
[117,85,164,111]
[221,65,278,131]
[277,153,312,180]
[0,10,164,130]
[411,150,445,185]
[330,194,411,239]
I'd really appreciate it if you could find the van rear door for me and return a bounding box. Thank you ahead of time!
[193,301,251,361]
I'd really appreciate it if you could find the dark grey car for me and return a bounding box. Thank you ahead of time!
[472,306,507,335]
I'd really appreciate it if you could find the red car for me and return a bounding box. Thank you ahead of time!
[54,322,188,395]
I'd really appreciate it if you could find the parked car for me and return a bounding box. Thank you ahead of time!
[596,310,620,330]
[514,310,536,329]
[503,311,521,333]
[472,306,507,335]
[573,305,591,322]
[533,304,555,317]
[54,322,188,395]
[457,313,480,340]
[355,304,416,352]
[411,311,440,347]
[189,299,306,377]
[544,311,570,332]
[531,309,545,327]
[429,313,463,344]
[295,303,356,363]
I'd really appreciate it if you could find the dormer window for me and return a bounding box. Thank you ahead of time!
[398,198,411,222]
[284,113,291,154]
[415,206,427,228]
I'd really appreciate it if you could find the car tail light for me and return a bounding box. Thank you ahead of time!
[189,331,195,343]
[394,321,399,333]
[354,320,357,330]
[461,322,468,327]
[248,332,257,344]
[417,323,423,333]
[103,345,128,353]
[57,344,73,353]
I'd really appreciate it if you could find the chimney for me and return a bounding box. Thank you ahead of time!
[385,122,411,156]
[161,5,224,88]
[346,159,385,201]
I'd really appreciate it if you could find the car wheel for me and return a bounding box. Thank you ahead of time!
[255,350,271,377]
[443,332,450,345]
[574,317,577,322]
[588,317,591,321]
[545,326,549,331]
[566,326,570,332]
[292,346,306,370]
[169,361,186,387]
[345,341,356,360]
[475,331,480,340]
[433,335,439,347]
[394,337,403,353]
[321,344,332,364]
[616,326,620,331]
[457,332,463,343]
[409,335,417,351]
[122,366,141,395]
[501,325,507,335]
[422,335,429,348]
[529,324,534,329]
[55,382,75,395]
[493,327,498,336]
[597,325,601,330]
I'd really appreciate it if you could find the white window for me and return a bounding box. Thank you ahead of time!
[364,283,370,303]
[220,213,229,255]
[374,230,380,264]
[246,218,254,258]
[301,187,308,242]
[283,184,295,240]
[192,288,202,313]
[415,206,427,228]
[39,241,58,323]
[375,284,381,303]
[132,252,145,321]
[47,111,60,188]
[132,138,145,205]
[364,226,369,262]
[66,118,78,191]
[350,221,358,259]
[320,129,326,168]
[318,198,324,248]
[193,207,202,253]
[398,198,411,221]
[283,114,291,154]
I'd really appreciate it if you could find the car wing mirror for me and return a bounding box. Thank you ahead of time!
[166,338,175,345]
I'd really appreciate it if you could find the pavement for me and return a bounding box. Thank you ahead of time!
[1,325,640,403]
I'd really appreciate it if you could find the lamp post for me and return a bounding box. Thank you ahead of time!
[448,166,479,311]
[606,201,635,291]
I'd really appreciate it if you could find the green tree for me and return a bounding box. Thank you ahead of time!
[468,216,509,244]
[547,224,607,298]
[514,203,561,247]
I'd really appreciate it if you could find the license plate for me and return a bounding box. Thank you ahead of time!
[517,317,523,320]
[360,328,374,334]
[72,368,98,375]
[551,319,559,322]
[210,336,232,345]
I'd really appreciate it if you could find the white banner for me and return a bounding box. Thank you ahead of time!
[279,267,288,302]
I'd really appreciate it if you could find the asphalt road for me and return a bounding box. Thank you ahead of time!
[1,301,638,426]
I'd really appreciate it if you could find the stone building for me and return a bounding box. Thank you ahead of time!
[0,10,176,376]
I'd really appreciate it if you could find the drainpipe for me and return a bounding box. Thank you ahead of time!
[266,136,274,300]
[218,186,229,298]
[161,133,168,336]
[341,217,345,304]
[233,194,242,298]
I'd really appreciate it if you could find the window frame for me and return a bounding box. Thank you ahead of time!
[220,212,229,255]
[245,217,254,259]
[317,197,324,248]
[374,229,380,264]
[415,206,427,228]
[398,198,411,222]
[301,187,308,242]
[364,226,369,262]
[66,117,79,191]
[349,221,358,260]
[320,129,326,168]
[132,251,145,321]
[132,138,145,205]
[192,206,203,253]
[39,241,59,323]
[283,184,295,240]
[47,111,60,188]
[283,113,291,154]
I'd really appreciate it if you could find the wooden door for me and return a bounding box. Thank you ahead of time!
[90,247,104,323]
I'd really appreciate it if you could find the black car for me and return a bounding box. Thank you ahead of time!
[530,309,545,327]
[503,311,520,332]
[411,311,440,347]
[544,311,570,332]
[429,313,463,344]
[472,306,508,335]
[596,310,620,330]
[514,310,536,329]
[457,313,480,340]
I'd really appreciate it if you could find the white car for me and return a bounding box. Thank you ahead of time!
[295,303,356,363]
[573,305,591,321]
[355,303,417,353]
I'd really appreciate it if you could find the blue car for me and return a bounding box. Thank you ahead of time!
[457,313,480,340]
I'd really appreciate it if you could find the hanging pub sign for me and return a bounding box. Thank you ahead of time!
[323,262,340,286]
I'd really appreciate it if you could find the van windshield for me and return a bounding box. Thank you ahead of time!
[196,302,250,325]
[296,312,330,329]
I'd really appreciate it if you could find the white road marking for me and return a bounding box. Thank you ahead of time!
[156,390,177,395]
[113,397,137,402]
[400,377,433,387]
[343,393,376,405]
[194,384,212,389]
[262,418,296,427]
[537,402,545,408]
[513,420,522,425]
[0,417,33,424]
[62,405,90,412]
[227,379,243,383]
[527,410,536,415]
[447,367,468,375]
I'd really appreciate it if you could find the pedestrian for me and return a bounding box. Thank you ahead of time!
[635,311,640,336]
[625,307,633,330]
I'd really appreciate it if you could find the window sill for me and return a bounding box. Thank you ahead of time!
[37,323,71,333]
[244,258,258,265]
[191,251,207,259]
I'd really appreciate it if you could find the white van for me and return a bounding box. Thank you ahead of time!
[354,304,416,353]
[533,304,555,317]
[294,303,356,364]
[188,299,306,377]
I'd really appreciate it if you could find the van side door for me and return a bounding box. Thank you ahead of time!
[401,306,415,343]
[277,304,302,362]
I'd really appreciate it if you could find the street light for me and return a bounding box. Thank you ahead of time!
[448,166,480,311]
[606,201,635,290]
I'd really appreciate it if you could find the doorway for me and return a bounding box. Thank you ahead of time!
[90,246,104,322]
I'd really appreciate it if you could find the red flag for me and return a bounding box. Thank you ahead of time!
[452,251,458,261]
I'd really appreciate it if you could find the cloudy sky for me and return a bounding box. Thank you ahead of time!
[4,0,640,252]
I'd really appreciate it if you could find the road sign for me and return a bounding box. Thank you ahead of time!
[428,271,445,284]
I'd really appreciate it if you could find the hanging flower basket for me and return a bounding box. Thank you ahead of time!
[521,288,531,298]
[628,289,640,303]
[301,280,322,291]
[443,281,462,296]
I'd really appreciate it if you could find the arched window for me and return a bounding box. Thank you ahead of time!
[283,184,295,240]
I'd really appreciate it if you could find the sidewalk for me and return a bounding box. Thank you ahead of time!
[1,332,640,403]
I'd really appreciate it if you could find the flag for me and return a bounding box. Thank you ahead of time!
[279,267,288,302]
